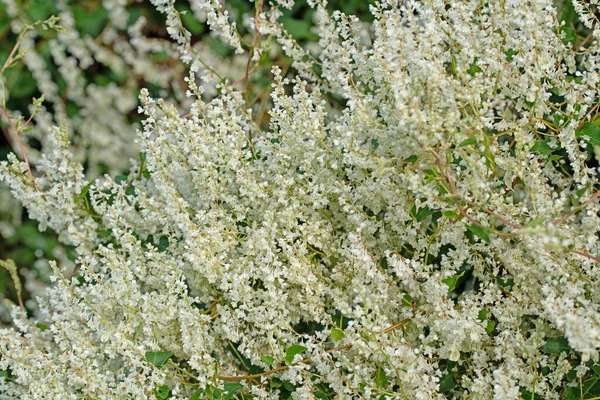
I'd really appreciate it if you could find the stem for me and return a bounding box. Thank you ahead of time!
[1,38,22,75]
[216,319,410,382]
[0,104,32,177]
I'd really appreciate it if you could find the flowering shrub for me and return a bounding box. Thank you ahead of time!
[2,0,600,398]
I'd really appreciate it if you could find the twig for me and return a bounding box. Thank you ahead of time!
[0,104,32,177]
[1,37,22,75]
[216,318,410,382]
[571,249,600,263]
[552,189,600,226]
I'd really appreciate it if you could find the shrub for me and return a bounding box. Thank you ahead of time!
[1,0,600,398]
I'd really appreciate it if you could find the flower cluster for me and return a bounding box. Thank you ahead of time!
[1,0,600,399]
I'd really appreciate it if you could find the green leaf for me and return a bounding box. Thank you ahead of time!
[541,337,571,354]
[560,0,576,26]
[467,224,491,244]
[560,26,576,43]
[459,137,477,147]
[531,139,554,155]
[331,328,345,341]
[485,320,496,334]
[439,371,456,392]
[582,376,600,398]
[442,210,460,219]
[415,206,434,222]
[115,175,129,185]
[158,236,169,252]
[522,217,543,229]
[505,49,518,62]
[478,309,487,321]
[156,385,170,399]
[590,362,600,376]
[223,382,244,400]
[260,355,274,366]
[145,351,172,367]
[442,271,465,293]
[467,60,482,76]
[565,386,581,400]
[577,122,600,146]
[36,323,48,331]
[404,155,418,164]
[450,55,458,75]
[189,389,203,400]
[375,365,388,389]
[285,345,307,364]
[402,294,413,307]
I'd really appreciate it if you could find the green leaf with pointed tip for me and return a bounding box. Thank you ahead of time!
[375,365,388,389]
[485,320,496,334]
[223,383,244,400]
[439,371,456,392]
[415,206,434,222]
[145,351,172,367]
[260,355,274,366]
[36,323,48,331]
[331,328,345,341]
[442,210,460,219]
[478,309,487,321]
[443,271,465,293]
[459,137,477,147]
[532,139,553,155]
[404,155,418,164]
[542,337,571,354]
[285,345,307,364]
[467,224,491,244]
[577,123,600,146]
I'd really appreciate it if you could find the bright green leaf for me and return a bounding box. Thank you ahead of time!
[260,355,274,366]
[577,122,600,146]
[532,139,554,155]
[145,351,172,367]
[285,345,307,364]
[375,365,388,389]
[459,137,477,147]
[442,210,460,219]
[478,309,487,321]
[443,271,465,293]
[36,323,48,331]
[331,328,345,341]
[156,384,170,399]
[485,320,496,334]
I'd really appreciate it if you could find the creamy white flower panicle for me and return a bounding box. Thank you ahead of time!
[1,0,600,398]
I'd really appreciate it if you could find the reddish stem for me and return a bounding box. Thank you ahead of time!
[0,104,32,177]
